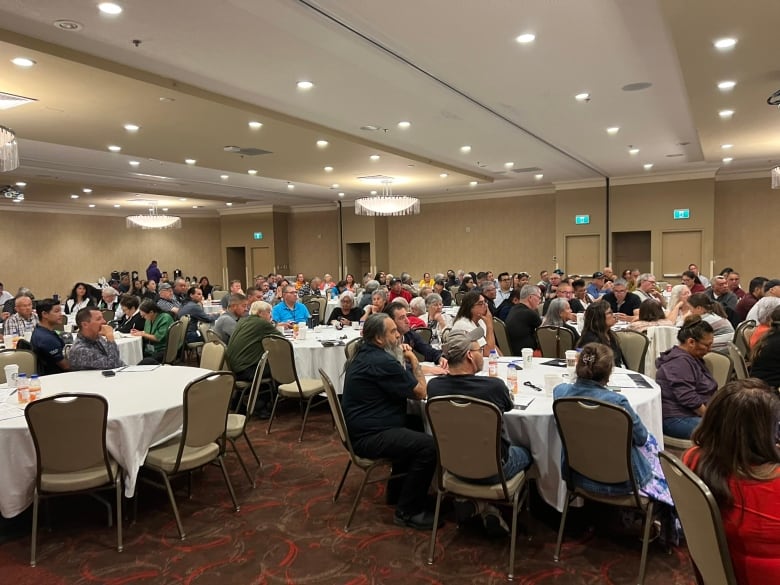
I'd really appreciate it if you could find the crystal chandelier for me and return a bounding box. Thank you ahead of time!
[126,204,182,229]
[355,178,420,216]
[0,125,19,172]
[772,166,780,189]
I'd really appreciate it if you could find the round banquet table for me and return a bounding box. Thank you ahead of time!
[290,325,361,394]
[0,365,211,518]
[114,334,143,365]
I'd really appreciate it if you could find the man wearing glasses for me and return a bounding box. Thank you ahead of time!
[505,285,542,355]
[634,273,667,308]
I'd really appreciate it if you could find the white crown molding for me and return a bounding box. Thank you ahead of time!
[0,200,217,218]
[554,178,607,191]
[218,203,275,215]
[715,169,772,182]
[608,167,719,186]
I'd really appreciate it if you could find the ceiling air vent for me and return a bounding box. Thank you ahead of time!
[223,146,273,156]
[0,91,37,111]
[511,166,543,173]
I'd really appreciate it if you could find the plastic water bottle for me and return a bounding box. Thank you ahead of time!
[488,349,498,377]
[16,373,29,404]
[28,375,41,402]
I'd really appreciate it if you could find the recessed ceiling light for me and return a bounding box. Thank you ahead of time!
[469,181,478,187]
[220,174,229,180]
[54,19,83,31]
[129,160,140,167]
[369,154,380,161]
[287,183,295,190]
[226,202,233,206]
[159,96,175,102]
[98,2,123,15]
[11,57,36,68]
[575,92,590,102]
[162,208,168,211]
[606,127,620,135]
[643,163,654,170]
[722,157,733,163]
[123,123,139,132]
[324,166,334,172]
[440,173,448,178]
[179,198,187,201]
[192,205,199,209]
[88,204,96,208]
[248,169,257,175]
[316,140,329,148]
[460,145,472,153]
[297,80,313,90]
[331,184,339,188]
[113,204,121,208]
[629,147,640,155]
[248,121,263,129]
[108,145,121,152]
[185,158,196,165]
[622,82,653,92]
[70,194,79,199]
[718,109,734,119]
[714,37,737,50]
[360,125,380,131]
[717,80,736,90]
[82,188,92,193]
[534,174,544,180]
[504,162,514,169]
[15,182,26,187]
[370,190,377,195]
[397,121,411,129]
[721,144,733,150]
[338,192,344,197]
[515,33,536,43]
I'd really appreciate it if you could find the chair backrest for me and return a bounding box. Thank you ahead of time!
[733,319,755,359]
[314,296,327,318]
[197,321,211,341]
[535,326,575,358]
[15,338,32,351]
[163,320,185,364]
[553,397,640,505]
[0,349,37,383]
[304,300,321,325]
[440,327,452,344]
[703,352,733,390]
[658,452,738,585]
[643,326,678,378]
[261,335,298,386]
[320,368,357,456]
[25,394,114,486]
[179,372,235,467]
[245,351,270,417]
[200,340,226,370]
[449,286,460,305]
[493,318,512,356]
[415,327,433,344]
[426,396,506,495]
[102,310,116,324]
[178,314,191,335]
[726,342,748,380]
[211,290,228,302]
[615,330,650,373]
[206,329,225,345]
[344,337,361,360]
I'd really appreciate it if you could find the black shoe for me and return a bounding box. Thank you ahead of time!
[394,509,443,531]
[482,505,510,538]
[453,499,477,525]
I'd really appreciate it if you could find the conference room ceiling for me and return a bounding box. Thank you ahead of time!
[0,0,777,217]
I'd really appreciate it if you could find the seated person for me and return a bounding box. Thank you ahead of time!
[452,291,498,356]
[131,299,174,362]
[115,294,145,333]
[97,287,122,321]
[655,316,718,439]
[342,313,435,530]
[554,343,672,504]
[428,328,533,535]
[328,291,363,326]
[178,286,219,343]
[3,294,38,337]
[576,302,624,367]
[688,293,734,354]
[70,307,125,370]
[629,299,675,333]
[748,306,780,388]
[504,285,541,355]
[432,279,452,307]
[424,293,453,341]
[213,293,249,343]
[155,283,181,317]
[408,297,429,330]
[683,379,780,585]
[495,289,520,322]
[64,282,95,315]
[541,298,580,344]
[747,297,780,349]
[271,286,309,329]
[386,303,446,374]
[30,298,70,375]
[360,289,388,321]
[601,279,641,322]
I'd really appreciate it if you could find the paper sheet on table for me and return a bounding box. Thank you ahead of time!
[513,396,535,409]
[609,373,640,388]
[118,365,161,373]
[0,402,24,421]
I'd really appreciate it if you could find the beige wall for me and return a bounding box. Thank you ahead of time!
[555,186,608,273]
[0,210,221,299]
[287,210,339,277]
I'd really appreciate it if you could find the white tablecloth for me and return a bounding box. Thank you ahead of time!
[115,335,143,365]
[0,366,211,518]
[291,326,361,393]
[323,299,339,323]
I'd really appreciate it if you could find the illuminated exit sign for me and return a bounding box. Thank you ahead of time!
[673,209,690,220]
[253,232,264,240]
[575,214,590,225]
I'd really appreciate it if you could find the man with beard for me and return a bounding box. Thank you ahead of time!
[341,313,435,530]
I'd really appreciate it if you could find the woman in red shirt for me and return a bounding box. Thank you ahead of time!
[683,378,780,584]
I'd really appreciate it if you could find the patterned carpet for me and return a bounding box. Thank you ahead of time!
[0,401,697,584]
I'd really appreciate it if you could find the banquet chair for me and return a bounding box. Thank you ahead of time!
[440,327,452,344]
[0,349,37,382]
[726,342,749,381]
[454,291,466,306]
[206,329,225,345]
[703,352,733,390]
[535,326,575,358]
[344,337,361,360]
[211,290,228,302]
[659,452,737,585]
[643,326,678,379]
[415,327,433,344]
[449,286,460,305]
[102,310,116,324]
[162,320,186,365]
[262,336,327,442]
[304,300,322,325]
[25,394,123,566]
[320,369,401,531]
[615,330,650,374]
[553,397,655,585]
[425,396,530,581]
[732,320,755,363]
[493,318,512,356]
[140,371,239,540]
[226,351,269,487]
[199,340,226,370]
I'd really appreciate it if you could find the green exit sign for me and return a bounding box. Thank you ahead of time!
[575,214,590,225]
[673,209,690,220]
[253,232,264,240]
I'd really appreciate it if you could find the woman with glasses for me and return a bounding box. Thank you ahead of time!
[541,298,580,343]
[681,270,706,293]
[576,302,624,367]
[655,316,718,439]
[687,293,734,354]
[452,290,498,356]
[329,291,363,326]
[424,292,452,341]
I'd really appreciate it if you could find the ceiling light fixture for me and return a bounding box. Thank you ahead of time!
[220,174,229,180]
[714,38,737,49]
[98,2,123,15]
[338,192,344,197]
[88,204,96,208]
[0,125,19,172]
[297,80,313,90]
[369,155,380,161]
[515,33,535,43]
[70,194,79,199]
[11,57,36,68]
[575,92,590,102]
[15,182,26,187]
[460,145,472,153]
[184,158,196,165]
[126,203,181,229]
[717,80,736,91]
[643,163,654,170]
[397,121,411,129]
[324,166,334,172]
[355,178,419,217]
[287,183,294,190]
[129,160,140,167]
[534,174,544,180]
[722,157,733,163]
[718,109,734,119]
[628,147,640,155]
[606,127,620,135]
[440,173,448,178]
[504,162,514,169]
[316,140,329,148]
[248,169,257,175]
[721,144,733,150]
[226,202,233,206]
[248,121,262,129]
[108,145,121,152]
[82,188,92,193]
[772,166,780,189]
[123,123,139,132]
[469,181,478,187]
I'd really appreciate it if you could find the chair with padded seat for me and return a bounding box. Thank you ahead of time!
[493,318,512,356]
[415,327,433,344]
[732,320,755,364]
[425,395,530,581]
[199,340,226,370]
[226,351,269,487]
[162,320,186,365]
[25,394,123,566]
[703,351,733,390]
[726,341,749,381]
[659,451,737,585]
[553,397,655,585]
[304,300,322,325]
[0,348,37,382]
[206,329,225,345]
[140,371,239,540]
[615,330,650,373]
[535,326,576,359]
[344,337,361,361]
[211,290,228,302]
[643,326,678,378]
[262,335,327,442]
[320,368,402,531]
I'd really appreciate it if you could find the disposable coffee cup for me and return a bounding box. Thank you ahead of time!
[565,350,578,376]
[4,364,19,389]
[351,321,360,330]
[521,348,533,368]
[298,326,307,340]
[544,374,562,396]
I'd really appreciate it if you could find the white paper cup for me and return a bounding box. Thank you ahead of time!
[521,348,533,368]
[565,350,578,376]
[544,374,562,396]
[351,321,360,330]
[331,320,340,328]
[298,327,307,340]
[4,364,19,389]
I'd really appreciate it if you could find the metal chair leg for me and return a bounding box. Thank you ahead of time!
[266,395,281,435]
[344,466,374,531]
[333,461,352,502]
[158,470,186,540]
[553,494,572,562]
[508,487,521,581]
[115,475,124,553]
[243,431,262,467]
[426,491,444,565]
[30,489,39,567]
[637,502,654,585]
[217,456,240,512]
[228,437,256,487]
[298,396,316,442]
